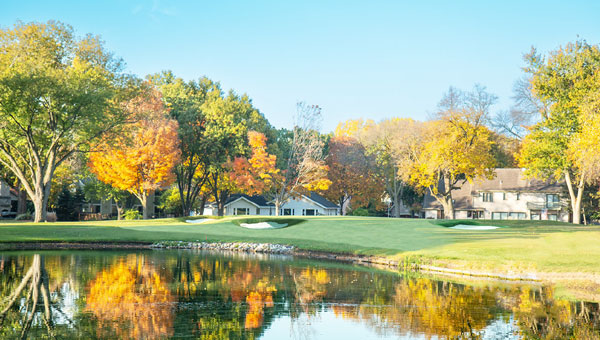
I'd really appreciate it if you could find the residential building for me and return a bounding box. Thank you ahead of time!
[0,180,18,217]
[423,168,569,221]
[203,192,339,216]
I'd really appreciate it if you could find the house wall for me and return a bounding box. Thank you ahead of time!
[225,199,260,216]
[280,196,338,216]
[0,181,11,213]
[473,191,568,221]
[424,210,438,219]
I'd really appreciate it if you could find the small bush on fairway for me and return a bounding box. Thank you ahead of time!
[123,210,141,220]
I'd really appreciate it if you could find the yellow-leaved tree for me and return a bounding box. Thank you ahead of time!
[410,86,496,219]
[89,87,181,219]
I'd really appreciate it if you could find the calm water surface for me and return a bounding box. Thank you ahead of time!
[0,250,598,339]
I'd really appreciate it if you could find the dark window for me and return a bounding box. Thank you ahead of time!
[503,193,507,200]
[482,193,493,202]
[546,194,560,208]
[304,209,316,216]
[283,208,293,216]
[516,193,520,200]
[235,208,249,215]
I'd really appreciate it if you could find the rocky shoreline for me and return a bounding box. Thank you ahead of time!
[150,241,295,254]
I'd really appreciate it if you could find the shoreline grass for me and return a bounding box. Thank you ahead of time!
[1,216,599,300]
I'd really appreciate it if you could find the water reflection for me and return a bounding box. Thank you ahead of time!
[0,251,598,339]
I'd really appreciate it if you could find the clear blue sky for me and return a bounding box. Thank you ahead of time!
[2,0,600,132]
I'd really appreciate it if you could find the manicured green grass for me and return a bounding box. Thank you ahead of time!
[1,216,599,286]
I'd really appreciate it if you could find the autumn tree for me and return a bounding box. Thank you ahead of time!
[151,72,275,217]
[0,21,134,222]
[230,131,282,196]
[271,103,331,215]
[410,86,496,219]
[518,42,600,224]
[150,73,223,216]
[358,118,424,217]
[324,135,383,215]
[89,88,180,219]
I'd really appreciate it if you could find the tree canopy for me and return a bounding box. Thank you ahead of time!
[0,21,135,222]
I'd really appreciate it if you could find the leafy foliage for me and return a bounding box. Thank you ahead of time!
[0,21,135,222]
[89,88,180,219]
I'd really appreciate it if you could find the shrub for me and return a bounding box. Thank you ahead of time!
[123,209,141,220]
[46,212,57,222]
[15,213,33,221]
[351,208,370,216]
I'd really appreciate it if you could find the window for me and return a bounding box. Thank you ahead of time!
[256,208,260,215]
[492,212,508,220]
[509,212,526,220]
[235,208,249,215]
[548,214,558,221]
[304,209,316,216]
[282,208,293,216]
[503,193,507,200]
[467,211,483,219]
[516,193,520,200]
[546,194,560,208]
[531,212,541,220]
[482,193,493,202]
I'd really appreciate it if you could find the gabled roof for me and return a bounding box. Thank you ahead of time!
[304,192,339,209]
[225,194,274,207]
[423,168,564,210]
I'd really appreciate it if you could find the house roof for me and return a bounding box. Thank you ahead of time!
[225,194,274,207]
[423,168,564,210]
[304,192,339,209]
[207,192,339,209]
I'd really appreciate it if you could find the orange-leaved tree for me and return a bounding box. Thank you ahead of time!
[324,135,384,215]
[229,131,282,196]
[89,88,181,219]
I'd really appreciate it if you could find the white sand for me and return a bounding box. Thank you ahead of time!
[186,219,212,224]
[239,222,288,229]
[450,224,499,230]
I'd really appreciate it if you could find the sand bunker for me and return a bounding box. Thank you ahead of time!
[186,219,212,224]
[239,222,288,229]
[450,224,499,230]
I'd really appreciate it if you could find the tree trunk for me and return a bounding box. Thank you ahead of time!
[217,201,225,217]
[197,196,207,216]
[392,195,402,218]
[17,188,27,215]
[116,204,124,220]
[33,194,47,223]
[275,201,281,216]
[564,171,584,224]
[441,195,455,219]
[139,193,149,220]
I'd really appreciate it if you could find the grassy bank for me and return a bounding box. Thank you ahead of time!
[1,216,599,300]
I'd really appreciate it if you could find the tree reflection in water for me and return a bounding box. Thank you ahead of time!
[0,251,599,339]
[85,254,175,339]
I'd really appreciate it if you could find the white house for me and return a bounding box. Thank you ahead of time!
[203,192,339,216]
[423,168,569,222]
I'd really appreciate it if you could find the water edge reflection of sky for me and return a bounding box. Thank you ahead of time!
[0,250,598,339]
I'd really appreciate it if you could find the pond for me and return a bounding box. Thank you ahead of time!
[0,250,598,339]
